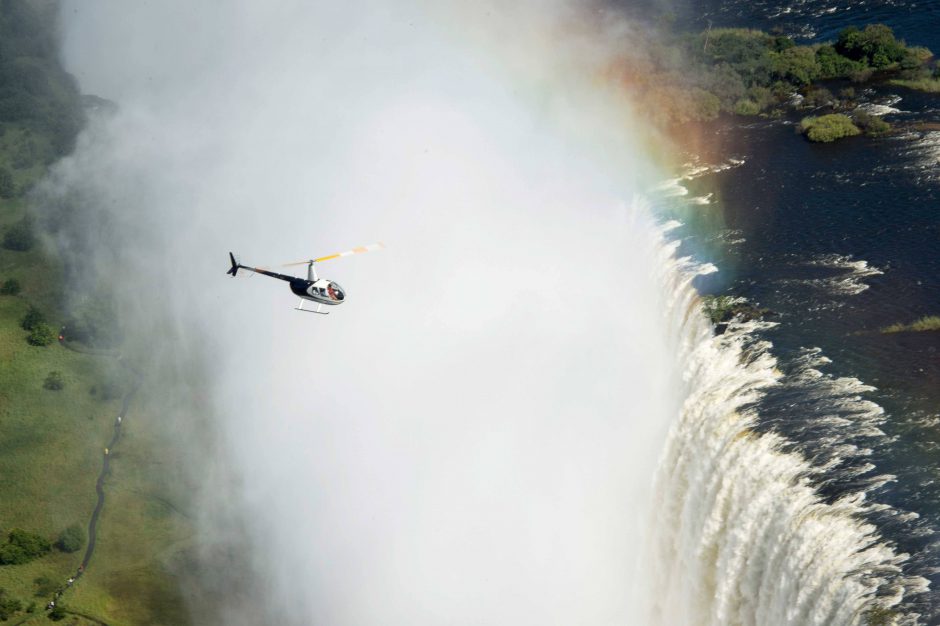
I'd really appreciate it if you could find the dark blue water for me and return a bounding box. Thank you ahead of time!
[622,0,940,621]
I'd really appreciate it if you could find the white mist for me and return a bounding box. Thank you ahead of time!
[57,2,678,624]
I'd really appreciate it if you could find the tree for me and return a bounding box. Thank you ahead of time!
[20,306,44,330]
[27,322,56,346]
[835,24,907,68]
[0,279,20,295]
[54,525,84,553]
[772,46,820,85]
[7,529,51,556]
[0,529,51,565]
[815,44,862,79]
[43,371,64,391]
[48,605,66,621]
[2,219,35,251]
[0,167,13,198]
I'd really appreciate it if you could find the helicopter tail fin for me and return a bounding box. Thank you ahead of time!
[227,252,239,276]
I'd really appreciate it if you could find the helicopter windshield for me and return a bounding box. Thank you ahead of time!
[327,282,345,301]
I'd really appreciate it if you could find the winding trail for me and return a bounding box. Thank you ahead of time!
[46,335,142,623]
[80,360,141,572]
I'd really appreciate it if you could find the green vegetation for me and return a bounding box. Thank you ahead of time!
[0,589,23,620]
[852,111,892,136]
[32,575,57,596]
[19,305,43,331]
[889,77,940,92]
[0,530,51,566]
[2,218,35,251]
[631,22,936,126]
[0,3,195,624]
[834,24,914,68]
[0,278,19,295]
[26,322,55,346]
[54,525,83,554]
[881,315,940,334]
[800,114,862,142]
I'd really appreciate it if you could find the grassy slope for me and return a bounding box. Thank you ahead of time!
[62,384,196,625]
[0,4,195,622]
[0,156,195,626]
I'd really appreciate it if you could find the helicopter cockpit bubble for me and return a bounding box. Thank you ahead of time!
[328,282,345,301]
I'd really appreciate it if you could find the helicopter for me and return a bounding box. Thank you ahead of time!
[226,243,384,314]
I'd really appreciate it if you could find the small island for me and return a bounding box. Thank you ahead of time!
[881,316,940,334]
[624,22,938,141]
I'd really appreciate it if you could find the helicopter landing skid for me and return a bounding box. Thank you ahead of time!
[296,300,329,315]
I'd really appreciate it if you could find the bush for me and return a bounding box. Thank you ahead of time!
[48,605,66,621]
[27,322,56,346]
[746,85,774,109]
[853,111,892,136]
[20,306,44,330]
[2,219,35,251]
[803,86,834,108]
[0,529,51,565]
[54,525,84,553]
[816,44,863,79]
[0,279,21,295]
[734,99,761,115]
[800,114,861,142]
[0,167,13,198]
[0,590,22,620]
[43,371,64,391]
[773,45,820,85]
[32,576,57,597]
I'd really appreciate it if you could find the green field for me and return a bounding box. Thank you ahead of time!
[0,146,196,626]
[0,3,195,623]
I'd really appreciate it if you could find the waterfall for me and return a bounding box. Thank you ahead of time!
[645,221,929,626]
[46,3,933,624]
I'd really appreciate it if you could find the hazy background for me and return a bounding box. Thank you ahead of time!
[53,2,680,623]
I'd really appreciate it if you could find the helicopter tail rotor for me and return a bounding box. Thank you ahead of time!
[227,252,239,276]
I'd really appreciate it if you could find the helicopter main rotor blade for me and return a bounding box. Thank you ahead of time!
[283,242,384,267]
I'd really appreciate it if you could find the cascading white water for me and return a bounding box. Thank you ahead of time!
[645,222,929,626]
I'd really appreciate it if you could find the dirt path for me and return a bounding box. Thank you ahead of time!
[80,362,141,571]
[45,335,142,621]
